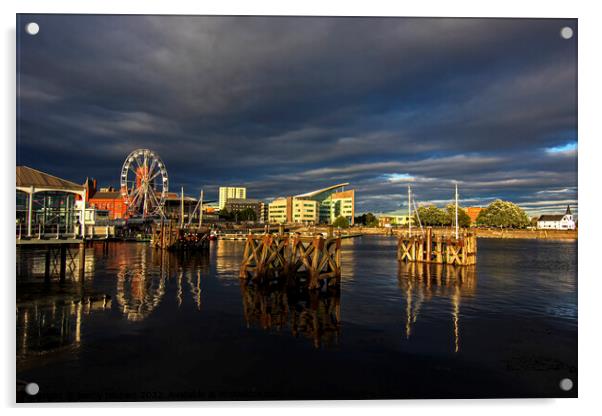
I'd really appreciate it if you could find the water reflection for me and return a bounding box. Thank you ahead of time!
[16,294,111,359]
[398,262,476,353]
[16,238,578,400]
[339,237,357,282]
[115,248,210,320]
[17,244,211,363]
[215,240,244,279]
[240,282,341,348]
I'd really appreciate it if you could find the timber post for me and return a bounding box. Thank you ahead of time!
[44,250,51,283]
[59,244,67,282]
[308,235,323,290]
[426,227,432,262]
[435,235,443,264]
[78,241,86,281]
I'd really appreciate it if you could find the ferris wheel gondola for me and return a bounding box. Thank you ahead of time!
[120,149,168,218]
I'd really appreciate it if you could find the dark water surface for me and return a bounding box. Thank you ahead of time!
[16,236,577,401]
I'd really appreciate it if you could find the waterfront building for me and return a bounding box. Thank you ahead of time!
[163,192,199,224]
[75,199,97,227]
[86,177,201,223]
[259,202,268,223]
[377,213,414,227]
[466,207,483,226]
[293,199,320,223]
[269,197,319,224]
[537,205,576,230]
[268,196,293,223]
[218,186,246,209]
[203,201,220,214]
[295,183,355,225]
[225,198,263,221]
[85,178,127,220]
[16,166,86,237]
[267,184,355,224]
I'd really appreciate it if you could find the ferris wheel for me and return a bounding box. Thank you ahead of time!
[120,149,169,218]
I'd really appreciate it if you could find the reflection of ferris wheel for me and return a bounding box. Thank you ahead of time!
[120,149,168,218]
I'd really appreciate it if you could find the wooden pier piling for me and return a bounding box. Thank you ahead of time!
[240,230,342,289]
[397,227,477,266]
[151,221,210,251]
[16,239,86,282]
[44,251,51,282]
[59,245,67,281]
[78,241,86,280]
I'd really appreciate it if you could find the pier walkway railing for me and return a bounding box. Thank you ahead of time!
[16,223,116,241]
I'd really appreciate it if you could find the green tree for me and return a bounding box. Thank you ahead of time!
[219,208,233,221]
[476,199,530,228]
[236,208,257,222]
[354,212,379,226]
[444,204,471,228]
[414,205,446,226]
[332,216,350,228]
[365,212,379,227]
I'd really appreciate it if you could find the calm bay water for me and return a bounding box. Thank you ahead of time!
[16,236,577,401]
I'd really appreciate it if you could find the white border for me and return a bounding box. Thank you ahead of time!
[2,1,601,414]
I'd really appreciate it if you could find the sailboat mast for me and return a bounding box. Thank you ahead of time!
[455,183,459,240]
[198,189,204,228]
[180,186,185,229]
[408,185,412,236]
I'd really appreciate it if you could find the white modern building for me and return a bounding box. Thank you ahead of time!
[16,166,87,237]
[537,206,576,230]
[218,186,246,209]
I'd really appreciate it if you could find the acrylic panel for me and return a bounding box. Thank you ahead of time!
[16,15,578,402]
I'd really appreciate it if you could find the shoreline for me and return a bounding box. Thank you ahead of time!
[347,227,578,241]
[473,228,577,241]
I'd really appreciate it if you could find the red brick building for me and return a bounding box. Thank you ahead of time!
[466,207,483,226]
[84,178,127,220]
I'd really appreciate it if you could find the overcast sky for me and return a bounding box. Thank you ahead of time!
[17,15,577,216]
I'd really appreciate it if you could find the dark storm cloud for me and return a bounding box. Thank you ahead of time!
[17,15,577,216]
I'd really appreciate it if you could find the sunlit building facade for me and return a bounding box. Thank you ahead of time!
[293,199,319,223]
[218,186,246,209]
[466,207,483,226]
[537,205,576,230]
[268,196,292,224]
[378,214,414,227]
[296,183,355,225]
[268,183,355,225]
[16,166,86,237]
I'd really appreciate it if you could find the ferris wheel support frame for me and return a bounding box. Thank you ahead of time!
[120,148,169,219]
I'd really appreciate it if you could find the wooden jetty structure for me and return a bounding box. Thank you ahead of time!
[151,220,210,251]
[239,225,341,289]
[16,238,87,282]
[399,184,477,266]
[150,187,210,251]
[397,227,477,266]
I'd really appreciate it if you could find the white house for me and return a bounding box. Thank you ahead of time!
[537,205,576,230]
